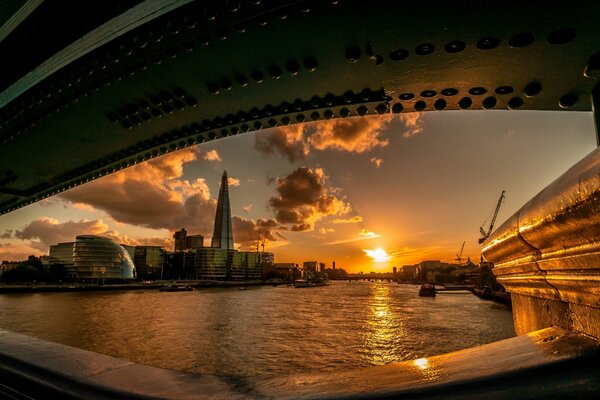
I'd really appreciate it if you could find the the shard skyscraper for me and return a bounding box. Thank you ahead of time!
[211,171,234,249]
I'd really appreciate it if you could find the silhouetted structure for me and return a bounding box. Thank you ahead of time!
[211,171,234,250]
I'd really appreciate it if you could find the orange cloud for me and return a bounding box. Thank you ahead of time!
[399,113,424,138]
[307,115,394,153]
[227,176,240,187]
[203,149,221,162]
[370,157,383,168]
[333,216,363,224]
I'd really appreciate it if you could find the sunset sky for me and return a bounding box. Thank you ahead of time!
[0,111,595,273]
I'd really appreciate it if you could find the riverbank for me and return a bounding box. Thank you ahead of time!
[0,280,272,294]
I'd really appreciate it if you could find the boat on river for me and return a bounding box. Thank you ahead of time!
[294,279,330,288]
[418,283,436,297]
[159,284,193,292]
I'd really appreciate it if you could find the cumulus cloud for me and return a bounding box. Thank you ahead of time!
[269,167,350,231]
[242,205,253,213]
[13,217,109,251]
[307,115,394,153]
[399,113,424,138]
[333,216,363,224]
[0,242,42,261]
[59,149,217,235]
[232,217,279,250]
[254,125,308,162]
[370,157,383,168]
[6,217,172,253]
[203,149,221,162]
[227,176,240,187]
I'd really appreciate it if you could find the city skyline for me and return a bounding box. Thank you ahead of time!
[0,111,595,272]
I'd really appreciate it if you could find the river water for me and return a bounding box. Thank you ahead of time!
[0,281,515,378]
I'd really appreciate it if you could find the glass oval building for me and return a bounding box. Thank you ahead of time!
[73,235,136,281]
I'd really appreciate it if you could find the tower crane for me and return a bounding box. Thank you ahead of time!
[455,241,466,263]
[479,190,506,244]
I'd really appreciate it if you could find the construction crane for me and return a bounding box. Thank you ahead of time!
[479,190,506,244]
[455,241,466,263]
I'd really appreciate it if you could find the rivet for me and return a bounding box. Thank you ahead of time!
[199,36,211,46]
[414,101,426,111]
[346,46,361,62]
[458,97,472,109]
[173,100,185,111]
[183,15,197,29]
[230,127,239,135]
[341,91,353,104]
[235,75,249,86]
[268,119,277,127]
[508,97,523,109]
[236,111,247,122]
[140,112,151,121]
[293,99,304,111]
[268,65,282,79]
[219,78,233,90]
[185,97,197,107]
[311,96,321,108]
[251,71,264,83]
[421,90,437,98]
[280,101,290,113]
[235,22,248,33]
[482,96,497,109]
[241,124,250,132]
[296,114,305,122]
[281,116,291,125]
[303,56,318,71]
[183,41,196,52]
[166,21,180,35]
[495,86,514,95]
[162,104,174,114]
[165,47,178,58]
[441,88,459,96]
[547,27,576,45]
[389,49,409,61]
[559,93,578,108]
[227,0,241,12]
[476,36,499,50]
[324,110,334,119]
[444,40,465,53]
[286,60,300,75]
[324,93,335,106]
[434,99,446,110]
[254,121,263,130]
[340,108,350,117]
[415,43,435,55]
[523,82,542,97]
[375,103,388,114]
[148,30,163,43]
[468,87,487,96]
[249,108,260,119]
[509,32,534,48]
[311,111,320,120]
[392,103,403,113]
[360,89,371,101]
[216,29,228,40]
[399,93,414,100]
[374,55,384,65]
[151,109,162,118]
[263,105,274,115]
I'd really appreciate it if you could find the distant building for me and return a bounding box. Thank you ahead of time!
[73,236,136,281]
[134,246,164,280]
[393,266,397,274]
[173,228,204,252]
[184,249,269,280]
[211,171,234,250]
[303,261,318,272]
[319,262,325,272]
[163,252,185,280]
[121,244,135,261]
[48,242,77,279]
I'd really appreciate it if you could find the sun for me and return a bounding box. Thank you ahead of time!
[363,248,391,263]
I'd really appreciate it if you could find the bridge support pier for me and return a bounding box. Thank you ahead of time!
[483,144,600,339]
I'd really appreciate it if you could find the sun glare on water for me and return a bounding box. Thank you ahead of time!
[363,248,391,263]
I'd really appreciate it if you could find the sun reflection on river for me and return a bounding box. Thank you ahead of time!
[361,283,406,365]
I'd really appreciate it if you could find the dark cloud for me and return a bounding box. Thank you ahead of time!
[269,167,350,231]
[59,149,218,236]
[254,125,308,162]
[232,217,279,250]
[14,218,109,251]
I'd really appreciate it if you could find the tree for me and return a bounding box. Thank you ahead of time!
[1,265,41,283]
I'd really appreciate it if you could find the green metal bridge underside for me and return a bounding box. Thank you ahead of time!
[0,0,599,215]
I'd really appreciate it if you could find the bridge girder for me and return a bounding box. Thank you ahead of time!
[1,0,599,215]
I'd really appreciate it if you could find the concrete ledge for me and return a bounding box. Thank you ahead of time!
[0,328,599,399]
